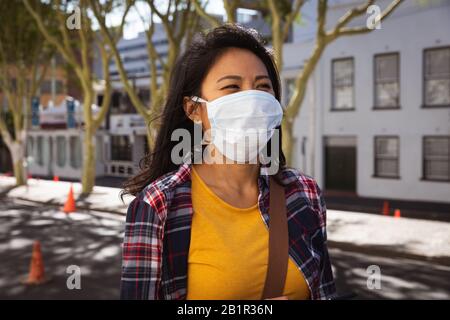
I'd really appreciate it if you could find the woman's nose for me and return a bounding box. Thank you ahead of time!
[242,81,257,91]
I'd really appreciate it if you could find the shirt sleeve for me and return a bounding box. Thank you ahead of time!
[313,182,338,300]
[120,197,164,300]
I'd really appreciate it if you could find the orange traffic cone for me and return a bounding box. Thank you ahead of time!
[53,175,59,182]
[382,201,390,216]
[23,241,47,285]
[62,185,76,213]
[394,209,401,218]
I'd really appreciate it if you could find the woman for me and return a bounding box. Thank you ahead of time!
[120,24,336,300]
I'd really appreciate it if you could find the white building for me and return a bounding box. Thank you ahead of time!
[283,0,450,203]
[27,98,107,180]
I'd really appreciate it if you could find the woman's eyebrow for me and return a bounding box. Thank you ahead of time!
[217,75,242,83]
[254,75,270,81]
[216,74,270,83]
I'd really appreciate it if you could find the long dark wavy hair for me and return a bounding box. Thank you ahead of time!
[121,24,286,197]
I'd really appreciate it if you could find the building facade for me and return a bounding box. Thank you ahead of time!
[0,56,68,174]
[284,0,450,203]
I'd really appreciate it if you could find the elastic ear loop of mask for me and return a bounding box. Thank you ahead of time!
[190,96,212,146]
[190,96,204,124]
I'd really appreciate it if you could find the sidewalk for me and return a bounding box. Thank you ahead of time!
[1,176,450,263]
[0,176,134,214]
[327,210,450,264]
[325,191,450,222]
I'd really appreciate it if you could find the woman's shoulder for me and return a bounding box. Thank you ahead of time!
[279,167,326,223]
[130,164,191,215]
[280,167,323,197]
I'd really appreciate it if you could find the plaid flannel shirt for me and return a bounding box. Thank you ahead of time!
[120,163,336,300]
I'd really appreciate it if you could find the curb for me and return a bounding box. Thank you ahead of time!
[10,196,127,216]
[328,240,450,266]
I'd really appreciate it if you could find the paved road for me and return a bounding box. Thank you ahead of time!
[1,198,449,300]
[0,198,123,299]
[330,247,450,299]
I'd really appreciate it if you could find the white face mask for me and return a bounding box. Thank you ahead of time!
[192,90,283,163]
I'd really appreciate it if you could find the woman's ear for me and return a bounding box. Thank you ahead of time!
[183,96,202,124]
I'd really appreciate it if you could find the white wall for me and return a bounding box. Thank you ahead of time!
[282,1,450,203]
[27,130,106,179]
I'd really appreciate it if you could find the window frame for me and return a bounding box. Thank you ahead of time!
[56,136,67,168]
[36,136,44,167]
[373,52,401,110]
[110,135,132,162]
[422,136,450,182]
[69,136,82,169]
[331,57,355,112]
[422,46,450,109]
[373,135,400,179]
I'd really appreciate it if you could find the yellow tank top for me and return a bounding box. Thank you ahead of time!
[186,167,310,300]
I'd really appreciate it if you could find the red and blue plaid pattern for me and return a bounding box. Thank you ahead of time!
[120,163,336,300]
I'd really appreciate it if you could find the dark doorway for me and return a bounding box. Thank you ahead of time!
[325,145,356,192]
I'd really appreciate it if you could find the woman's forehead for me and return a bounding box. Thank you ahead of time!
[207,47,269,78]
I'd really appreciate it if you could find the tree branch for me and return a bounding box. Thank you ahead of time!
[23,0,78,68]
[93,45,112,131]
[282,0,305,43]
[192,0,221,28]
[336,0,403,37]
[89,0,150,118]
[0,115,13,149]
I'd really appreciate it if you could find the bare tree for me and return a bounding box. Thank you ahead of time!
[23,0,128,194]
[0,0,54,186]
[91,0,203,150]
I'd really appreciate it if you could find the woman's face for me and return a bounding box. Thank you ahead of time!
[183,47,275,131]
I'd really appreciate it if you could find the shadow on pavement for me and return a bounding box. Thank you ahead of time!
[0,200,124,299]
[330,247,450,299]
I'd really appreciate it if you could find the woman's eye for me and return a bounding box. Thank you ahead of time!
[222,84,240,90]
[257,83,271,90]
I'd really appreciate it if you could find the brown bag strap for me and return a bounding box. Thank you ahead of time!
[261,177,289,300]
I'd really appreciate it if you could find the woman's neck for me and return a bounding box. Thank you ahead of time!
[192,162,260,193]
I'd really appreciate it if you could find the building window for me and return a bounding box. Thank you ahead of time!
[374,53,400,108]
[111,91,121,114]
[138,89,150,107]
[374,136,399,178]
[332,58,354,110]
[69,136,82,169]
[424,47,450,107]
[55,80,64,94]
[120,93,136,114]
[96,136,104,162]
[27,137,34,160]
[36,136,44,166]
[110,135,132,162]
[56,136,67,167]
[423,137,450,181]
[40,80,51,94]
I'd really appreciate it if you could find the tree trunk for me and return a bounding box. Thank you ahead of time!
[13,160,25,186]
[81,126,96,195]
[10,141,26,186]
[282,117,294,167]
[146,124,157,155]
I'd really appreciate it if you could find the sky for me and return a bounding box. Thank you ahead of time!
[109,0,226,39]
